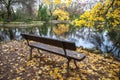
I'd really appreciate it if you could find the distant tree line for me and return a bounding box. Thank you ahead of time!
[0,0,36,22]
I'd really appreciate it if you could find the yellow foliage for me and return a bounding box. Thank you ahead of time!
[26,60,36,66]
[72,0,120,29]
[43,0,72,7]
[50,68,63,79]
[73,19,86,27]
[53,24,69,35]
[43,0,51,4]
[16,67,25,73]
[53,8,69,20]
[64,0,72,6]
[53,0,61,4]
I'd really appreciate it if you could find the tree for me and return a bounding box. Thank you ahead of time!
[1,0,13,22]
[72,0,120,30]
[0,0,36,22]
[37,4,50,22]
[18,0,36,17]
[0,1,6,21]
[53,8,69,21]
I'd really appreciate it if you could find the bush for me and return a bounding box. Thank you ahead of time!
[37,5,50,22]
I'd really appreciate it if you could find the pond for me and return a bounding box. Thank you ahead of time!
[0,23,98,49]
[0,23,120,59]
[0,23,71,40]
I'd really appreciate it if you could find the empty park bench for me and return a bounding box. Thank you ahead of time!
[21,33,86,73]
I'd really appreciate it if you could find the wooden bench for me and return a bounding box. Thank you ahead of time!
[21,33,86,73]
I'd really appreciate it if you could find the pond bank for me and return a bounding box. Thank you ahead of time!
[0,20,71,28]
[0,21,44,28]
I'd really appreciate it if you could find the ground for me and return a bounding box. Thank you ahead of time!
[0,40,120,80]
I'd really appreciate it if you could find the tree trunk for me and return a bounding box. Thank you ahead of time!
[6,0,12,22]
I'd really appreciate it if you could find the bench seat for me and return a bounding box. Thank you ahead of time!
[29,42,85,61]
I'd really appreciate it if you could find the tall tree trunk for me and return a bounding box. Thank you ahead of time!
[2,0,13,22]
[6,0,12,22]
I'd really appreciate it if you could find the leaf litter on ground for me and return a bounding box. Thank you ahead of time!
[0,40,120,80]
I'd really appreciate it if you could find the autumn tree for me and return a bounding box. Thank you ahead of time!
[51,7,70,35]
[67,0,100,20]
[72,0,120,30]
[53,8,69,21]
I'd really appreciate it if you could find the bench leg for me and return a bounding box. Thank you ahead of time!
[30,47,33,60]
[37,49,43,61]
[74,60,79,69]
[67,58,71,75]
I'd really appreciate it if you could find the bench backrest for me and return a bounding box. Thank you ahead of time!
[21,33,76,50]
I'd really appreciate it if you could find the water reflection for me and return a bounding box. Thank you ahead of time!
[0,23,117,49]
[0,23,53,41]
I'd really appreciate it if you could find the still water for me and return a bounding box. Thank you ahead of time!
[0,23,120,59]
[0,23,98,49]
[0,23,53,41]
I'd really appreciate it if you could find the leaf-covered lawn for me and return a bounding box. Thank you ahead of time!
[0,40,120,80]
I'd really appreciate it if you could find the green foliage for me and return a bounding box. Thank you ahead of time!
[14,9,33,22]
[0,13,16,22]
[23,18,32,23]
[1,14,7,22]
[37,5,50,22]
[15,9,24,21]
[39,24,49,35]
